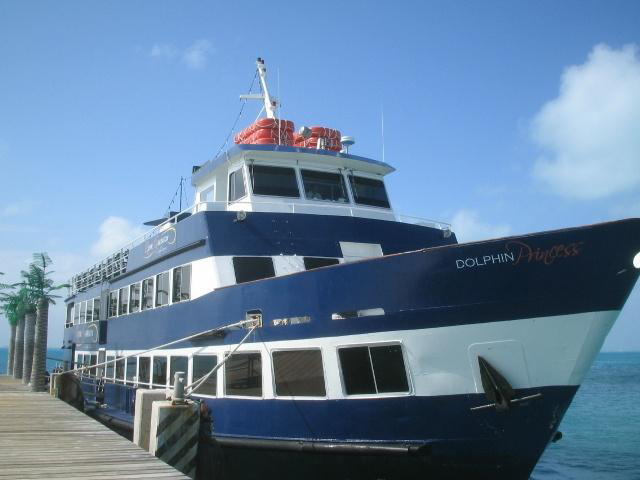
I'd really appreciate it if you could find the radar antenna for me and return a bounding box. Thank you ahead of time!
[239,58,278,119]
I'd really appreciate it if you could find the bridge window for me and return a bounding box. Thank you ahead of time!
[74,303,80,324]
[79,301,86,324]
[250,165,299,198]
[142,277,154,310]
[152,357,167,387]
[225,352,262,397]
[172,264,191,303]
[155,272,170,307]
[273,349,326,397]
[66,303,74,328]
[338,344,409,395]
[130,283,141,313]
[349,175,390,208]
[200,185,215,203]
[108,291,118,318]
[192,355,218,396]
[301,169,348,203]
[115,358,125,383]
[232,257,275,284]
[228,168,246,202]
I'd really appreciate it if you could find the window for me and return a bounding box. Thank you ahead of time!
[138,357,151,385]
[85,300,93,323]
[228,168,246,201]
[79,301,86,324]
[73,303,80,324]
[338,344,409,395]
[303,257,340,270]
[90,354,97,377]
[250,165,299,197]
[332,308,385,320]
[272,316,311,327]
[115,358,125,383]
[301,169,348,203]
[142,277,154,310]
[349,175,390,208]
[126,357,136,383]
[192,355,218,396]
[109,291,118,318]
[172,264,191,303]
[155,272,170,307]
[130,283,141,313]
[169,356,188,386]
[152,357,167,386]
[200,185,215,203]
[225,353,262,397]
[118,287,129,315]
[232,257,275,284]
[66,303,74,327]
[273,350,326,397]
[93,298,100,322]
[106,355,115,379]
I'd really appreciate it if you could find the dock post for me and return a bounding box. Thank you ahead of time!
[134,388,168,451]
[148,375,200,479]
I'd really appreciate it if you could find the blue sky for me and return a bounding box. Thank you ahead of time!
[1,1,639,349]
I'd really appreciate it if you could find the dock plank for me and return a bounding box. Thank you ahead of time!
[0,376,189,479]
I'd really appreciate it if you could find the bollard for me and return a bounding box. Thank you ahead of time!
[134,388,169,451]
[173,371,185,403]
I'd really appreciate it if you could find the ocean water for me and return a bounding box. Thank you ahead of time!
[0,347,66,377]
[1,348,638,478]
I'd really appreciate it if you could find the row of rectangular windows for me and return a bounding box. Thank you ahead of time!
[76,343,409,398]
[67,256,340,327]
[226,165,391,209]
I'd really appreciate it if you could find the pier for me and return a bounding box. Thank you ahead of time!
[0,376,189,479]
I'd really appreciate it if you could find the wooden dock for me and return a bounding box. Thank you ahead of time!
[0,375,189,479]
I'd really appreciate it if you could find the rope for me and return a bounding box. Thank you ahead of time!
[61,319,254,376]
[186,324,257,395]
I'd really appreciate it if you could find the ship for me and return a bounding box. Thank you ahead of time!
[61,58,640,479]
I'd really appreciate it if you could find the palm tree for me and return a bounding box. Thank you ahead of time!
[0,276,18,376]
[29,253,68,392]
[19,269,38,385]
[8,288,27,379]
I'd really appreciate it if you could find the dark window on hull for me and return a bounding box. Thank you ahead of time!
[349,176,390,208]
[155,272,170,307]
[338,344,408,395]
[233,257,275,284]
[106,356,115,379]
[126,357,136,383]
[115,358,125,383]
[119,287,129,316]
[303,257,340,270]
[301,169,348,202]
[273,350,326,397]
[130,283,141,313]
[142,277,154,310]
[93,298,100,321]
[153,357,167,387]
[250,165,299,197]
[225,353,262,397]
[192,355,218,396]
[172,265,191,303]
[139,357,151,384]
[109,291,118,318]
[170,356,188,386]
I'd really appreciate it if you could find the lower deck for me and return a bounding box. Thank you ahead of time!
[0,375,188,479]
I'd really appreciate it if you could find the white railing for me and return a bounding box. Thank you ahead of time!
[69,200,450,294]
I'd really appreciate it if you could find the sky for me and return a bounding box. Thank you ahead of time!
[0,0,639,350]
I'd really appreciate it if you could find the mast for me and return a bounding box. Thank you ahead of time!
[239,58,278,119]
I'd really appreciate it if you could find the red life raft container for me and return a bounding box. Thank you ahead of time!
[234,119,295,146]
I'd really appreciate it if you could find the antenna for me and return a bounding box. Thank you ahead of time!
[239,58,278,119]
[381,103,385,163]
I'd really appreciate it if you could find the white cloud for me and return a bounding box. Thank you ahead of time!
[532,44,640,199]
[149,39,214,70]
[0,200,38,217]
[183,39,213,70]
[90,216,145,257]
[450,209,511,242]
